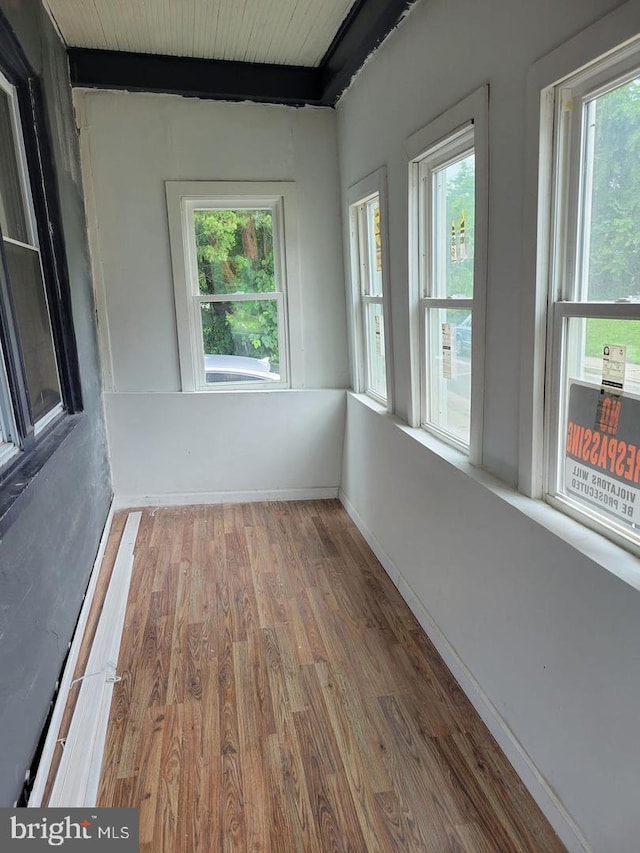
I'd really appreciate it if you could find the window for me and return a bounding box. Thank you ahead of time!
[407,87,488,462]
[347,168,392,407]
[0,26,81,484]
[544,40,640,552]
[166,182,299,391]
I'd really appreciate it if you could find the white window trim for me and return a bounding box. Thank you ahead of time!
[520,0,640,500]
[346,166,394,411]
[546,46,640,555]
[166,181,301,392]
[418,126,474,453]
[405,85,488,466]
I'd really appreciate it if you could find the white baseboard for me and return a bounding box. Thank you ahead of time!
[338,488,591,853]
[113,486,339,510]
[29,499,115,807]
[48,512,141,806]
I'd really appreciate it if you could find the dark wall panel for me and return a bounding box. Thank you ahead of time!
[0,0,111,805]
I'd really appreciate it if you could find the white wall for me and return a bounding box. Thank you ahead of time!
[76,91,349,502]
[337,1,640,850]
[106,390,345,507]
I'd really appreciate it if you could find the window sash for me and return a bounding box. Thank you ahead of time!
[0,68,70,464]
[547,309,640,554]
[417,130,476,451]
[0,71,38,249]
[356,198,383,298]
[357,195,387,403]
[418,131,474,300]
[546,49,640,552]
[2,240,63,432]
[347,176,392,409]
[419,297,473,449]
[183,197,289,391]
[196,291,284,388]
[361,294,386,403]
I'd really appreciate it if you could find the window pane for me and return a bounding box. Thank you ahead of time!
[201,300,280,383]
[560,317,640,537]
[364,198,383,297]
[194,209,275,295]
[4,240,61,421]
[433,152,475,298]
[364,301,386,400]
[581,77,640,301]
[0,87,28,243]
[425,307,471,445]
[565,317,640,395]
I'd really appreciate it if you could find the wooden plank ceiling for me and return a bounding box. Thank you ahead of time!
[45,0,359,68]
[44,0,415,105]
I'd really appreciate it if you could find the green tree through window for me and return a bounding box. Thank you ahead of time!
[587,76,640,300]
[194,209,279,365]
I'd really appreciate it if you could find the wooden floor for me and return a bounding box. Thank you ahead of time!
[96,501,564,852]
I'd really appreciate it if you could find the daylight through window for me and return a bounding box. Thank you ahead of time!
[349,188,389,404]
[166,182,296,392]
[545,44,640,552]
[416,125,476,450]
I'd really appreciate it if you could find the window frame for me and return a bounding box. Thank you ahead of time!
[0,69,64,437]
[406,86,488,465]
[347,167,394,410]
[166,181,300,392]
[541,38,640,554]
[0,9,82,488]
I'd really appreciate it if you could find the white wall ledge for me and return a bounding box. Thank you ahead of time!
[350,391,640,592]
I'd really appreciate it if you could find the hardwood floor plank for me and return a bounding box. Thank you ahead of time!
[275,625,307,713]
[243,747,268,853]
[262,626,293,733]
[318,665,391,852]
[273,724,320,851]
[318,663,393,795]
[262,733,298,851]
[92,501,564,852]
[374,788,433,851]
[221,742,246,850]
[156,705,181,853]
[434,730,564,852]
[456,820,507,853]
[246,630,277,738]
[297,587,328,663]
[377,693,465,843]
[177,702,204,852]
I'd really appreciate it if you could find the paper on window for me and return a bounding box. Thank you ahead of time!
[601,345,626,395]
[442,323,454,379]
[374,313,383,356]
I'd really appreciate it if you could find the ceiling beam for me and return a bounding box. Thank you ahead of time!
[68,49,324,106]
[319,0,414,103]
[66,0,415,107]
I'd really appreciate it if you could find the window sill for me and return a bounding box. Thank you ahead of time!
[193,381,291,392]
[0,413,82,539]
[349,391,640,592]
[350,391,389,416]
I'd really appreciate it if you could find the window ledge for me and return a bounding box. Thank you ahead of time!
[349,391,640,592]
[0,414,82,539]
[349,391,389,416]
